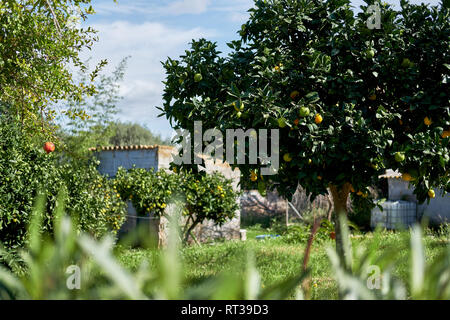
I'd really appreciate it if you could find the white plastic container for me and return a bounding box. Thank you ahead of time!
[371,200,417,230]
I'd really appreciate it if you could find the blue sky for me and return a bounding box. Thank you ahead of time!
[82,0,441,140]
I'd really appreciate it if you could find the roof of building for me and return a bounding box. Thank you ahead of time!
[88,145,175,152]
[379,169,402,179]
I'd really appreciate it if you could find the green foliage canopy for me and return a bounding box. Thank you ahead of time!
[160,0,449,205]
[0,0,106,135]
[0,117,126,248]
[114,167,240,243]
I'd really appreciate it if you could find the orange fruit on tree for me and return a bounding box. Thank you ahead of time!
[424,117,432,126]
[194,73,203,82]
[299,106,310,117]
[283,153,292,162]
[402,173,414,182]
[250,170,258,182]
[314,114,323,124]
[428,189,436,199]
[290,90,300,100]
[441,130,450,138]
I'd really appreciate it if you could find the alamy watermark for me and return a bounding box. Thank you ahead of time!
[367,265,382,290]
[367,3,381,30]
[172,121,280,176]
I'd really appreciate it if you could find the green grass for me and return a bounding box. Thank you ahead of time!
[115,225,449,300]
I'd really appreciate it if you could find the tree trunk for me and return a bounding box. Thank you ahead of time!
[183,217,200,245]
[329,183,352,270]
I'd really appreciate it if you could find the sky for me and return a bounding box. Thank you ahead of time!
[82,0,442,140]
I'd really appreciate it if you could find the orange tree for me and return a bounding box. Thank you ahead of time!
[160,0,449,258]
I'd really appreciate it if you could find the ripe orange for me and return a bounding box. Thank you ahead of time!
[442,130,450,138]
[402,173,414,182]
[314,114,323,124]
[250,170,258,182]
[424,117,432,126]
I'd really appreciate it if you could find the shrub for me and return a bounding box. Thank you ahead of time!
[0,120,126,248]
[278,220,336,245]
[59,161,127,236]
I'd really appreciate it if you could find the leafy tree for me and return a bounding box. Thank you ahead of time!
[160,0,449,261]
[0,114,126,248]
[0,0,106,136]
[59,57,129,157]
[60,57,171,158]
[114,167,239,245]
[107,122,172,147]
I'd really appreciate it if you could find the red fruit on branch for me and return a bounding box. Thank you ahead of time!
[43,142,55,154]
[330,231,336,240]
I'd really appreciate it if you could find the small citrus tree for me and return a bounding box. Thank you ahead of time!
[160,0,449,258]
[114,167,239,244]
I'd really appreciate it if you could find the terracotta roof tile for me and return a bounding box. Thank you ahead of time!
[379,169,402,179]
[88,145,175,152]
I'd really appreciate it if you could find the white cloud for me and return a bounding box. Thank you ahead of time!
[93,0,212,17]
[228,11,250,23]
[166,0,211,15]
[82,21,218,138]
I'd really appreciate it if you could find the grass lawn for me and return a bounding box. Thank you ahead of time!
[115,225,449,299]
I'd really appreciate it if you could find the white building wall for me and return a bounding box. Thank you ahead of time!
[387,178,450,225]
[96,149,158,178]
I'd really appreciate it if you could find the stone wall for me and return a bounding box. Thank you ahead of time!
[188,156,241,242]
